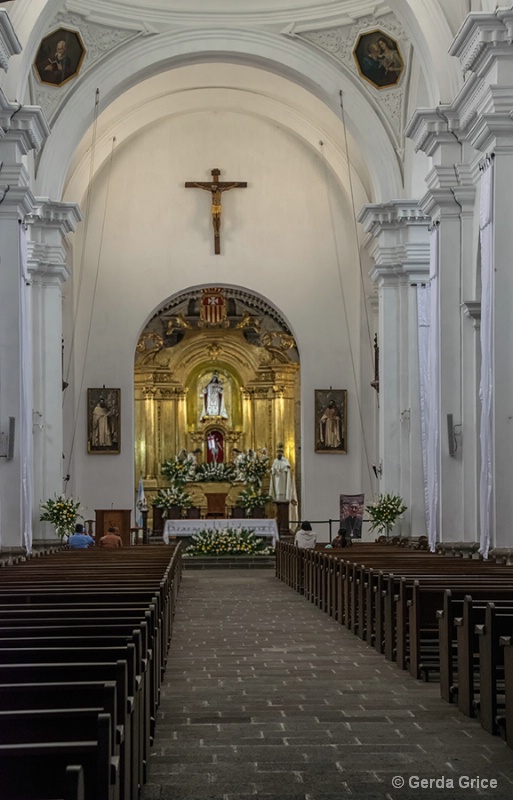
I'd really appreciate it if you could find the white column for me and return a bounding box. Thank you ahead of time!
[0,96,49,551]
[27,200,82,542]
[450,8,513,549]
[406,110,477,544]
[358,202,430,538]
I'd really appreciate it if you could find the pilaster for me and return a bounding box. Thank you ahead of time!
[359,201,430,539]
[0,106,49,551]
[406,107,478,545]
[450,9,513,549]
[0,9,21,72]
[27,200,82,540]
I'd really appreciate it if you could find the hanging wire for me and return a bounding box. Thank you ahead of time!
[63,88,101,393]
[65,133,117,476]
[338,91,375,366]
[318,135,375,496]
[320,91,380,494]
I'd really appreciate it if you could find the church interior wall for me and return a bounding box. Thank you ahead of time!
[63,106,371,527]
[2,0,505,551]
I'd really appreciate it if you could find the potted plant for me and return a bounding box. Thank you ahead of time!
[237,487,272,518]
[236,452,269,488]
[161,456,191,485]
[155,487,192,519]
[366,493,407,539]
[40,495,82,540]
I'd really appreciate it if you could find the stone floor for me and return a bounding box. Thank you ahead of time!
[143,569,513,800]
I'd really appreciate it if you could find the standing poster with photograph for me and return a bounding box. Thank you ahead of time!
[340,493,365,539]
[315,389,347,453]
[87,388,120,454]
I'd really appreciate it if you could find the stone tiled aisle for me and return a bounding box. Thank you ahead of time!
[143,570,513,800]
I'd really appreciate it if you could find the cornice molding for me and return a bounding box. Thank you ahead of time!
[358,200,430,235]
[450,10,513,76]
[30,199,83,234]
[27,242,71,284]
[0,9,22,73]
[0,185,36,219]
[405,108,460,158]
[0,101,50,156]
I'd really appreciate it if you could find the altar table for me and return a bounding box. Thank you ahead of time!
[163,518,279,548]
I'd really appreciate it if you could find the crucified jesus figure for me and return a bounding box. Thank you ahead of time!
[185,168,247,254]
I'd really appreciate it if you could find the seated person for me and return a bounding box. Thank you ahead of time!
[294,521,317,549]
[99,525,123,549]
[332,528,352,548]
[68,523,95,549]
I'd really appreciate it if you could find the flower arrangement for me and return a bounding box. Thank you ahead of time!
[236,453,269,487]
[155,487,192,515]
[366,493,407,537]
[236,487,272,516]
[195,462,235,483]
[161,457,191,485]
[40,496,82,539]
[184,528,274,556]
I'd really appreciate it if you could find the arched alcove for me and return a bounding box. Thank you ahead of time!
[134,285,300,514]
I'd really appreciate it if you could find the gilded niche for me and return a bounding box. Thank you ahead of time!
[134,287,300,500]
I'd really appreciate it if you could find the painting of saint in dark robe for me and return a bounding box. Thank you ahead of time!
[87,388,120,454]
[353,30,404,89]
[35,28,85,87]
[315,390,347,453]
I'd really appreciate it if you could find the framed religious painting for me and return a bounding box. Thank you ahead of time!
[315,389,347,454]
[87,388,120,454]
[340,493,365,540]
[34,28,86,87]
[353,29,404,90]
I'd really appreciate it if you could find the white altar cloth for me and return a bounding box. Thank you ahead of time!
[163,518,279,547]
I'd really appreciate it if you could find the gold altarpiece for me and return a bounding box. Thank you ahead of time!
[134,304,300,515]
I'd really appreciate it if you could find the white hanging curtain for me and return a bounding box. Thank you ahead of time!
[417,284,430,535]
[19,223,34,554]
[426,225,440,552]
[478,158,495,559]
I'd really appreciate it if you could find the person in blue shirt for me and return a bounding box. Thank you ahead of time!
[68,523,95,549]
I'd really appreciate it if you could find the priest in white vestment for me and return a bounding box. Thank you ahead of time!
[270,447,292,502]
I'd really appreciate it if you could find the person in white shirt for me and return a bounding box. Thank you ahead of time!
[294,521,317,549]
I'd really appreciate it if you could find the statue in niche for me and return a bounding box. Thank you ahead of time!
[200,372,228,421]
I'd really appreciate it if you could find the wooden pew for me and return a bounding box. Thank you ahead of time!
[437,594,513,709]
[0,713,115,800]
[475,604,513,734]
[0,546,181,800]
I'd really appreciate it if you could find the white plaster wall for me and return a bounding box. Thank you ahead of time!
[64,109,373,529]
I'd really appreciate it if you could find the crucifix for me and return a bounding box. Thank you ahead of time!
[185,168,247,255]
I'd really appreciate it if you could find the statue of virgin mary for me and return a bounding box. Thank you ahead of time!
[200,373,228,420]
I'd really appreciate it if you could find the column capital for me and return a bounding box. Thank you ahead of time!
[359,201,430,286]
[450,10,513,77]
[419,163,477,220]
[26,199,83,284]
[0,9,21,72]
[29,198,83,234]
[0,95,50,158]
[405,109,461,160]
[465,86,513,153]
[358,201,430,236]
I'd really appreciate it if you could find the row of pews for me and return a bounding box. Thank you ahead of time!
[0,544,182,800]
[276,541,513,749]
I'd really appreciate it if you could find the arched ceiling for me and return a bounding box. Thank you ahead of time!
[1,0,481,204]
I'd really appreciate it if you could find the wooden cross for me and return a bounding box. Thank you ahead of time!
[185,168,247,255]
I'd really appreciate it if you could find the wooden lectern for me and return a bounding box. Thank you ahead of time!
[95,509,132,546]
[275,501,290,538]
